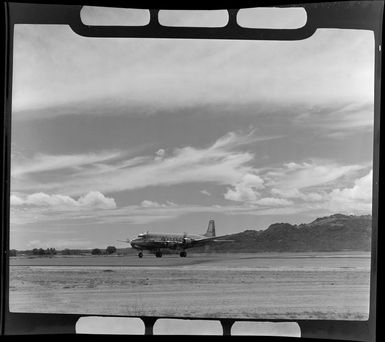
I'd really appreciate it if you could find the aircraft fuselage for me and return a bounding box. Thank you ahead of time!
[130,233,206,251]
[126,219,226,258]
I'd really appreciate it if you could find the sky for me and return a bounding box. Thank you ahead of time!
[9,9,375,250]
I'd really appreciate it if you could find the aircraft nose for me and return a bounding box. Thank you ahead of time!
[130,238,140,248]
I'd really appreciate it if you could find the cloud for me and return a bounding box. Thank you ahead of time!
[11,191,116,210]
[154,148,166,161]
[27,240,42,248]
[10,194,24,206]
[210,130,255,149]
[255,197,293,207]
[10,165,372,228]
[10,201,215,226]
[12,26,373,121]
[200,190,211,196]
[27,239,93,249]
[268,170,373,215]
[26,192,79,208]
[264,162,372,213]
[12,151,122,177]
[10,131,373,228]
[77,191,117,209]
[223,162,372,215]
[264,160,368,191]
[11,130,267,197]
[294,102,374,137]
[270,188,324,202]
[140,200,161,208]
[326,170,372,212]
[224,173,264,203]
[140,200,177,208]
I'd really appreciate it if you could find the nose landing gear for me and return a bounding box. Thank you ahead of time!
[180,251,187,257]
[138,251,143,258]
[155,251,162,258]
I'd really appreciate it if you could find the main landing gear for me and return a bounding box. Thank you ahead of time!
[155,251,162,258]
[180,251,187,258]
[138,251,143,258]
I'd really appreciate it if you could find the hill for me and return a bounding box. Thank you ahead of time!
[192,214,372,253]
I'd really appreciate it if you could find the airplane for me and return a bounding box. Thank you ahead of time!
[123,220,233,258]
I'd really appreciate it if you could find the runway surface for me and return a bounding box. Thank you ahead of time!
[9,252,371,320]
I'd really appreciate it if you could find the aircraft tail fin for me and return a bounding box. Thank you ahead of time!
[203,219,216,237]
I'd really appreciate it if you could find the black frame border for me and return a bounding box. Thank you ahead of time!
[0,1,383,339]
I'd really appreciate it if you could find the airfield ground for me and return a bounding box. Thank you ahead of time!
[9,252,370,320]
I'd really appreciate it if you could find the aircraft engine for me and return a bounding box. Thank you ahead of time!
[166,241,178,249]
[182,238,192,245]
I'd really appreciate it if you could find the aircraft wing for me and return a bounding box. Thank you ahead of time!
[190,236,234,247]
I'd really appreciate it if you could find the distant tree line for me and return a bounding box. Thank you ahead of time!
[9,245,134,257]
[61,249,84,255]
[91,246,117,255]
[32,248,57,256]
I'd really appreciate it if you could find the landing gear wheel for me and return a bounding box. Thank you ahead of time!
[155,251,162,258]
[138,252,143,258]
[180,251,187,257]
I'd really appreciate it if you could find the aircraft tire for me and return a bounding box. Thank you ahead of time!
[155,252,162,258]
[138,252,143,258]
[180,251,187,257]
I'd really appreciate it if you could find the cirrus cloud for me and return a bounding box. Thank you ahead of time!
[11,130,273,197]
